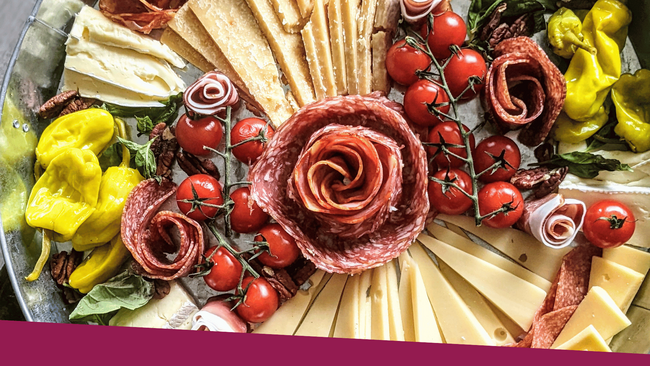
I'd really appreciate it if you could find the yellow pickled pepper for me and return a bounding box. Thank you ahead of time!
[68,235,131,293]
[548,8,597,59]
[611,69,650,152]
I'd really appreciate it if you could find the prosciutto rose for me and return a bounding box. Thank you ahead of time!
[184,71,239,116]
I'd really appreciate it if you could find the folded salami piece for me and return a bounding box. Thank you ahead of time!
[516,193,586,249]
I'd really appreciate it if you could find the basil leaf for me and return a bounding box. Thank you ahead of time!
[117,136,158,180]
[136,116,155,136]
[98,143,123,171]
[538,151,633,179]
[69,270,154,325]
[101,93,184,136]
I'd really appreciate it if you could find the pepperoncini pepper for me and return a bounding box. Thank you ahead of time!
[553,105,609,143]
[548,8,597,59]
[68,235,131,293]
[611,69,650,153]
[35,108,114,169]
[25,148,102,238]
[72,119,143,251]
[563,0,631,122]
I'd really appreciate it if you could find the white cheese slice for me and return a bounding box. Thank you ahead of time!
[438,261,515,346]
[295,274,348,337]
[398,253,416,342]
[589,256,645,313]
[109,281,198,329]
[551,286,631,348]
[357,0,379,95]
[71,6,185,68]
[270,0,307,33]
[358,269,373,339]
[332,274,361,338]
[385,260,405,341]
[371,31,392,94]
[342,0,361,94]
[301,22,327,100]
[408,243,495,346]
[436,214,571,281]
[328,0,347,95]
[309,0,337,97]
[603,245,650,275]
[556,325,612,352]
[370,264,391,340]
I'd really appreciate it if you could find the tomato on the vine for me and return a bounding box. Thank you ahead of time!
[583,200,636,249]
[202,246,242,292]
[385,39,431,86]
[255,223,300,269]
[231,118,275,165]
[176,115,223,156]
[443,48,487,100]
[176,174,224,221]
[474,136,521,183]
[427,122,475,168]
[478,182,524,229]
[421,11,467,60]
[404,79,450,127]
[230,186,269,234]
[236,277,279,323]
[428,169,473,215]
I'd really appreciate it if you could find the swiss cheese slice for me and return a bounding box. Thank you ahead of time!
[253,270,328,335]
[270,0,307,33]
[189,0,294,127]
[385,260,405,341]
[245,0,315,107]
[328,0,347,94]
[555,325,612,352]
[342,0,360,94]
[295,273,348,337]
[333,274,361,338]
[438,261,514,346]
[371,31,392,94]
[296,0,315,18]
[428,223,552,292]
[486,299,526,340]
[551,286,631,348]
[357,0,380,95]
[603,245,650,275]
[373,0,401,34]
[589,256,645,313]
[370,264,390,340]
[436,214,570,282]
[418,234,547,331]
[408,243,495,346]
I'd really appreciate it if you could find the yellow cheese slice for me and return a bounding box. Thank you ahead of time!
[603,245,650,275]
[253,270,328,335]
[270,0,307,33]
[333,274,360,338]
[371,31,392,94]
[589,256,645,313]
[438,260,514,346]
[308,0,337,98]
[328,0,347,95]
[551,286,631,348]
[398,253,416,342]
[635,276,650,310]
[296,0,315,18]
[160,28,214,73]
[428,223,552,292]
[555,325,612,352]
[486,300,526,340]
[445,222,470,239]
[295,273,348,337]
[408,243,495,346]
[385,260,405,341]
[358,269,374,339]
[373,0,401,34]
[418,234,547,331]
[609,305,650,354]
[357,0,379,95]
[370,264,390,340]
[301,22,328,100]
[342,0,360,94]
[436,214,570,282]
[189,0,294,127]
[245,0,315,107]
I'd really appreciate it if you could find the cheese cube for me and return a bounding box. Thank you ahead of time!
[555,325,612,352]
[589,256,645,312]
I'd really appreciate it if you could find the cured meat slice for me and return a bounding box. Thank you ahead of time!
[99,0,187,34]
[516,194,586,249]
[400,0,441,23]
[249,93,429,274]
[121,179,205,280]
[484,36,566,146]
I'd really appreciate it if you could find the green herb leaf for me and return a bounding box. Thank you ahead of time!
[101,93,184,136]
[136,116,155,136]
[69,270,154,325]
[117,136,158,179]
[538,151,633,179]
[98,143,123,171]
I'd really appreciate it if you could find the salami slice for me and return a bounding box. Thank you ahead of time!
[484,37,566,146]
[121,179,205,280]
[249,93,429,274]
[516,194,586,249]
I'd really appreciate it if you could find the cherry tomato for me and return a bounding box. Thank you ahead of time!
[583,200,636,249]
[404,79,450,127]
[427,122,475,168]
[255,223,300,269]
[177,174,224,221]
[202,246,242,292]
[230,186,269,234]
[421,11,467,60]
[473,136,521,183]
[231,118,275,165]
[175,115,223,156]
[385,39,431,86]
[443,48,487,100]
[236,277,279,323]
[478,182,524,229]
[428,169,473,215]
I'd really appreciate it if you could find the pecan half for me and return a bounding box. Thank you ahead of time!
[59,98,96,117]
[149,123,179,179]
[38,91,96,119]
[50,250,84,304]
[176,150,220,180]
[511,166,569,198]
[152,279,171,300]
[480,3,507,42]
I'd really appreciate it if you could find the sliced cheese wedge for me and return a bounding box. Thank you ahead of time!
[551,286,631,348]
[603,245,650,275]
[328,0,347,94]
[296,0,315,18]
[245,0,316,107]
[385,260,405,341]
[358,269,374,339]
[589,256,644,313]
[307,0,337,97]
[398,253,416,342]
[342,0,360,94]
[295,273,348,337]
[254,270,328,335]
[438,260,514,346]
[428,223,552,292]
[301,23,327,100]
[333,274,361,338]
[270,0,307,33]
[357,0,380,95]
[371,31,392,94]
[373,0,401,34]
[189,0,294,127]
[556,325,612,352]
[436,214,570,282]
[160,28,214,73]
[408,243,495,346]
[486,300,526,340]
[370,264,390,340]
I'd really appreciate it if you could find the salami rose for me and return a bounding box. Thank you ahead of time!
[249,93,429,274]
[516,194,586,249]
[400,0,442,23]
[184,71,239,116]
